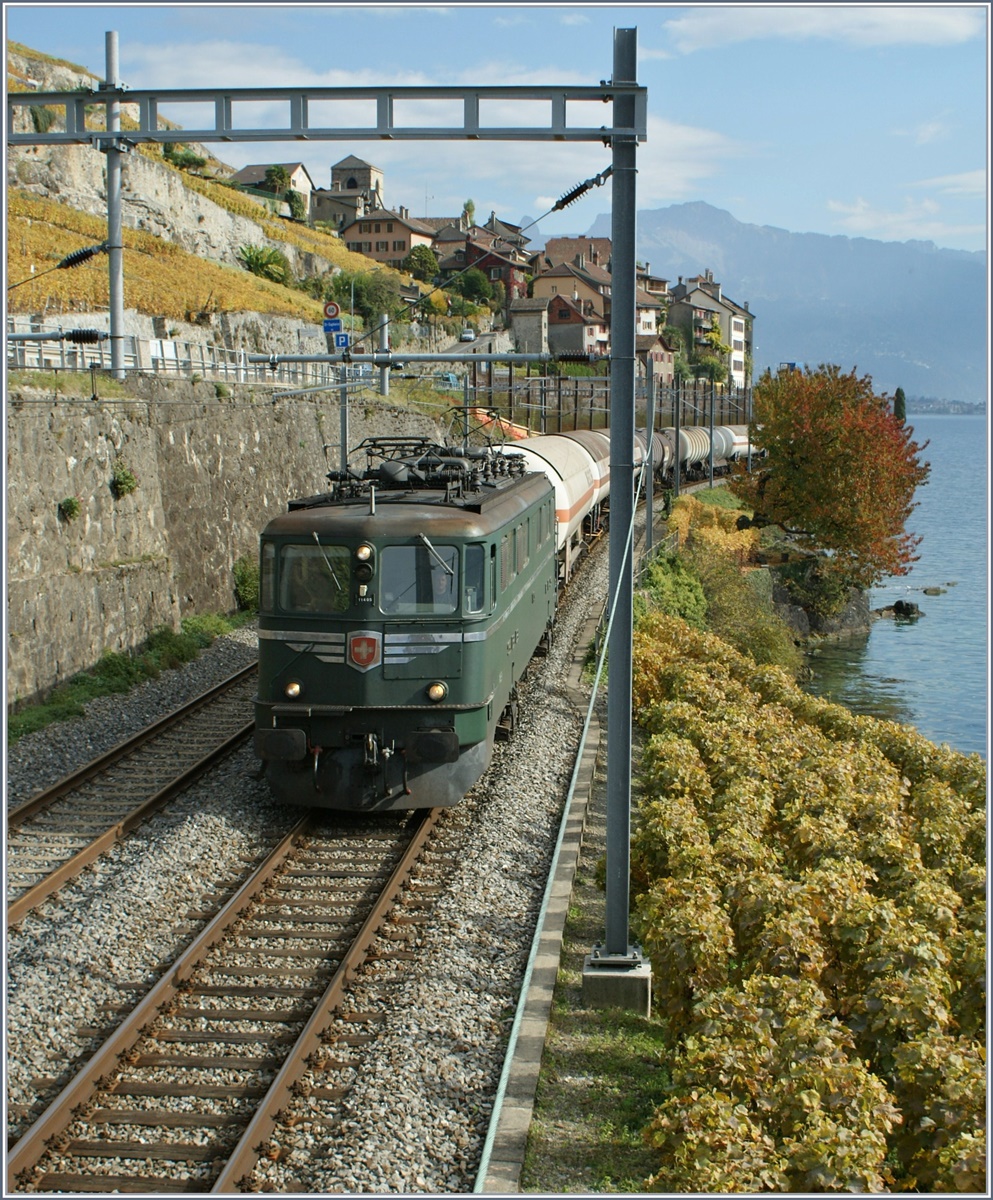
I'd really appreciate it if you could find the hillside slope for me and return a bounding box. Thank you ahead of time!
[6,39,410,328]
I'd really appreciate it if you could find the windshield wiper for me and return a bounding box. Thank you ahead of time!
[418,533,454,575]
[312,532,343,592]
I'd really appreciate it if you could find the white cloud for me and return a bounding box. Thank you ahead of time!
[910,169,986,197]
[826,194,986,243]
[911,119,950,146]
[660,5,986,54]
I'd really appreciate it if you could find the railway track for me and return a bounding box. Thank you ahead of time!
[7,807,442,1194]
[6,665,259,926]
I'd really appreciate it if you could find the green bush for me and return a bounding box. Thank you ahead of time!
[58,495,81,522]
[688,542,803,675]
[777,558,851,618]
[110,458,139,498]
[237,243,292,285]
[636,553,708,628]
[233,553,260,610]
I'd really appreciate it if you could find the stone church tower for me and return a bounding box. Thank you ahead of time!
[330,155,384,205]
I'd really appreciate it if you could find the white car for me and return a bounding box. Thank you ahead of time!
[459,328,476,341]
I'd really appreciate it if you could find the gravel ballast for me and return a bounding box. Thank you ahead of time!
[6,543,608,1190]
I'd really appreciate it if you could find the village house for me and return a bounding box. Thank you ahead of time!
[667,269,753,388]
[228,161,316,213]
[546,293,610,358]
[339,205,436,269]
[636,331,679,387]
[508,297,550,354]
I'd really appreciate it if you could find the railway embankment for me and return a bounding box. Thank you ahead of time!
[5,376,441,707]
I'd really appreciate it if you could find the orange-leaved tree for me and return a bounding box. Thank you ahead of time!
[730,365,930,590]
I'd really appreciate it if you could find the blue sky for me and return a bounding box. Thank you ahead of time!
[5,2,989,253]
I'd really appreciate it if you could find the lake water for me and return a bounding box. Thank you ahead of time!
[803,414,988,759]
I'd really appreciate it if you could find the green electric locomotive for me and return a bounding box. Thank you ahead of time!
[253,438,557,811]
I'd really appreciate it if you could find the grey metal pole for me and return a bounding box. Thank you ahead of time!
[673,377,681,500]
[645,364,655,554]
[378,313,389,396]
[340,375,349,473]
[709,377,715,488]
[604,27,637,960]
[104,32,126,381]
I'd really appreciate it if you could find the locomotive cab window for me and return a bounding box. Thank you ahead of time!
[278,543,351,614]
[380,544,459,615]
[464,544,485,614]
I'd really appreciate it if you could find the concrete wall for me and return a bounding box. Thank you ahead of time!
[6,376,442,707]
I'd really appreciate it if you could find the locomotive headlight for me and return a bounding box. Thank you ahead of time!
[426,681,448,703]
[284,680,303,699]
[356,544,373,562]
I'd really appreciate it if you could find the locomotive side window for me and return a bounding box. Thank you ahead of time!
[380,544,459,615]
[260,542,276,611]
[464,544,485,613]
[279,543,350,613]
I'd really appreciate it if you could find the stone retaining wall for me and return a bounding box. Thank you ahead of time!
[6,375,441,706]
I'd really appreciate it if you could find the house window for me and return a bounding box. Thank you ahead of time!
[558,308,570,320]
[733,339,744,352]
[490,267,501,280]
[386,222,394,232]
[376,240,389,251]
[550,285,557,294]
[360,223,371,233]
[393,240,405,251]
[374,223,381,233]
[732,318,745,332]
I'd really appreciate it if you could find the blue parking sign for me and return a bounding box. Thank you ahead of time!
[334,333,350,349]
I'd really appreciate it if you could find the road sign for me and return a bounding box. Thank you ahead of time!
[323,301,341,319]
[334,333,350,349]
[323,318,342,333]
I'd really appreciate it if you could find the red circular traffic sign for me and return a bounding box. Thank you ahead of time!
[323,301,341,319]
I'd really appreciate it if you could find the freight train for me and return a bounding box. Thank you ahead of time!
[252,424,753,811]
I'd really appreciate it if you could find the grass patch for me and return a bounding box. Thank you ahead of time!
[7,611,254,744]
[691,483,743,510]
[7,369,132,399]
[520,772,669,1193]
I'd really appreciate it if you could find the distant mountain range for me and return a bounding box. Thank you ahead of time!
[575,202,987,405]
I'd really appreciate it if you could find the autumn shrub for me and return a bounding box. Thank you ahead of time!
[686,540,802,675]
[630,610,986,1191]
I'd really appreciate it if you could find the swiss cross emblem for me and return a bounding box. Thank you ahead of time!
[348,631,381,672]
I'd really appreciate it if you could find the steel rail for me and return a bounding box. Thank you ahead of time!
[6,722,254,926]
[7,809,442,1194]
[5,817,313,1193]
[6,665,258,926]
[8,664,257,825]
[212,805,442,1192]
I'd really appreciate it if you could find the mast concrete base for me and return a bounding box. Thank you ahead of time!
[581,954,652,1018]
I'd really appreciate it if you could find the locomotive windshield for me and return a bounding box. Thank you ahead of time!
[275,543,351,614]
[381,544,459,615]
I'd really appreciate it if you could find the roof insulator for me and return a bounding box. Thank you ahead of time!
[57,243,108,270]
[64,329,106,344]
